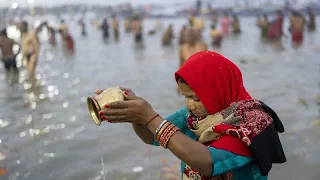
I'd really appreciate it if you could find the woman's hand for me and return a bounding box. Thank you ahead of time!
[98,89,157,125]
[94,87,136,97]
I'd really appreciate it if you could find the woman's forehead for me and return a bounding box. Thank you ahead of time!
[179,83,196,95]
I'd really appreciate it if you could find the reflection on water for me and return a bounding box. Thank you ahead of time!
[0,17,320,180]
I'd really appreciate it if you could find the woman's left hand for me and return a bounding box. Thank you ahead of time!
[99,92,158,125]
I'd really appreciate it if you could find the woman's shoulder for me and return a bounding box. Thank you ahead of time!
[167,106,189,120]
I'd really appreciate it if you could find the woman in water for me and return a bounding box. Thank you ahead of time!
[97,51,286,179]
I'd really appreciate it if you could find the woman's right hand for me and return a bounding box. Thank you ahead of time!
[94,87,136,97]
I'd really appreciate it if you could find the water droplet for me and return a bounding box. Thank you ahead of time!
[47,85,56,91]
[39,94,46,100]
[63,73,69,78]
[0,139,1,143]
[132,166,144,173]
[30,102,37,109]
[17,160,20,164]
[63,102,69,108]
[38,159,43,164]
[69,116,76,122]
[25,115,32,124]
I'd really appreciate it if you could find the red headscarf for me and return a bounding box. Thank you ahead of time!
[175,51,251,115]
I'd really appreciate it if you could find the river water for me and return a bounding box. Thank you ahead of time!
[0,17,320,180]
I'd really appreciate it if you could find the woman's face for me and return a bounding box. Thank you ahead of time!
[178,82,209,117]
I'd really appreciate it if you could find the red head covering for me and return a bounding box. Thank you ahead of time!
[175,51,251,114]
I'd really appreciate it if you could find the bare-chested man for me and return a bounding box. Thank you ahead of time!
[20,21,40,79]
[289,11,305,46]
[112,15,119,40]
[177,28,207,93]
[131,15,143,43]
[179,28,207,68]
[162,24,174,46]
[0,28,20,83]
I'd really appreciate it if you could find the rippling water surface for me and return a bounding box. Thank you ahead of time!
[0,17,320,180]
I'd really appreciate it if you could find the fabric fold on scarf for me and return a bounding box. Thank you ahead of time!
[187,99,286,176]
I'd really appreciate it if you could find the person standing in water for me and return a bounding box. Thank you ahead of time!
[232,15,241,34]
[179,28,207,68]
[43,22,56,46]
[96,51,286,180]
[267,10,283,41]
[289,11,305,47]
[78,19,87,37]
[20,21,40,79]
[162,24,174,46]
[256,14,269,39]
[58,20,75,53]
[210,25,223,48]
[179,25,188,45]
[0,28,20,83]
[132,15,143,43]
[307,9,316,32]
[101,18,109,41]
[112,15,120,41]
[221,12,231,34]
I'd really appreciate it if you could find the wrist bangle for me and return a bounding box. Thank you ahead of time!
[155,120,168,136]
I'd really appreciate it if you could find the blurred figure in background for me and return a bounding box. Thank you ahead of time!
[112,15,120,41]
[43,22,56,46]
[78,19,87,37]
[256,14,269,39]
[0,28,20,84]
[232,15,241,34]
[101,18,109,41]
[179,28,207,68]
[289,11,305,47]
[20,21,40,79]
[221,12,231,34]
[267,10,283,41]
[132,15,143,43]
[211,10,218,29]
[307,9,316,32]
[59,20,75,53]
[179,25,188,45]
[210,25,223,48]
[162,24,174,46]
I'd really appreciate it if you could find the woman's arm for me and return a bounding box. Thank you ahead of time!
[148,116,213,176]
[134,107,188,145]
[132,124,154,144]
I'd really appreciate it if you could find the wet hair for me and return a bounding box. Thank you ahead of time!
[0,29,7,36]
[177,75,188,85]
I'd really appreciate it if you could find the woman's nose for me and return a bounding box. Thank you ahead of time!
[186,99,196,111]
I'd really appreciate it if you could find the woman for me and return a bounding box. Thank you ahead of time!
[97,51,286,179]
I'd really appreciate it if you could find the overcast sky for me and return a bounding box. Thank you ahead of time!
[0,0,318,8]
